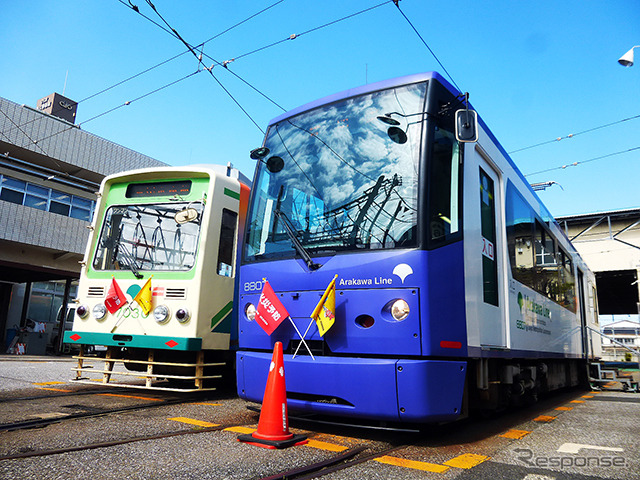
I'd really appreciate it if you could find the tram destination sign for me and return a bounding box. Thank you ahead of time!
[125,180,192,198]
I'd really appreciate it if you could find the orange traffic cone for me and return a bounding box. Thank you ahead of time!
[238,341,307,449]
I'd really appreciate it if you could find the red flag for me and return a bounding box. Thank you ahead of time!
[104,277,127,314]
[256,280,289,335]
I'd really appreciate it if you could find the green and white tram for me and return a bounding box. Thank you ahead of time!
[64,165,250,391]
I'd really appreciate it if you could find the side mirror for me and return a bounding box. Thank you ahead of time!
[175,208,199,224]
[455,109,478,143]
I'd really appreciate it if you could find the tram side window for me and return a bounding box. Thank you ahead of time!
[506,181,578,311]
[506,184,536,287]
[427,126,461,246]
[480,168,498,306]
[534,221,558,301]
[559,248,576,312]
[217,209,237,277]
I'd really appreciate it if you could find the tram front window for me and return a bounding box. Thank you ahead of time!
[245,82,426,262]
[93,202,203,272]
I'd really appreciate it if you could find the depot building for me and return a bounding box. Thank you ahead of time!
[0,93,166,355]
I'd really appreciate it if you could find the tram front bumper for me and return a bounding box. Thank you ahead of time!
[236,351,467,423]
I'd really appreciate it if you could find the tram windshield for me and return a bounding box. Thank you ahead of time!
[93,202,204,273]
[245,82,427,262]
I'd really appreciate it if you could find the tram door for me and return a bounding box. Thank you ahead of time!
[477,155,507,348]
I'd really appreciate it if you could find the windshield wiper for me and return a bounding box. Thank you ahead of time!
[274,208,321,271]
[114,241,144,279]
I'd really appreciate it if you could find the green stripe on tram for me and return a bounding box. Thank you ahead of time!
[223,188,240,200]
[211,301,234,332]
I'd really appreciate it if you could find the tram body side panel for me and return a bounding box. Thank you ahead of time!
[196,174,245,351]
[463,133,584,360]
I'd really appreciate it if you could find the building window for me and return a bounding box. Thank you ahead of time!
[0,173,95,221]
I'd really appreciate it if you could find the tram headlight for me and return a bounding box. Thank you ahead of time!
[245,303,256,321]
[92,304,107,321]
[390,299,410,321]
[175,308,190,324]
[76,305,89,319]
[153,305,171,324]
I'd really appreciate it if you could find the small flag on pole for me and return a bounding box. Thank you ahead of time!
[311,275,338,337]
[133,277,153,316]
[256,280,289,336]
[104,277,127,314]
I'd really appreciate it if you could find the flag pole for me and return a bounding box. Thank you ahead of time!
[292,319,314,359]
[288,317,315,361]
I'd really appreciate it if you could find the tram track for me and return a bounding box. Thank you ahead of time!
[258,442,414,480]
[0,421,235,462]
[0,394,204,433]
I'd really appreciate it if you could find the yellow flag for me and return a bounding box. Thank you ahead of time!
[134,277,153,316]
[311,275,337,336]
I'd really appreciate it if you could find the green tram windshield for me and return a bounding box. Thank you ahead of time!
[93,202,204,273]
[245,82,428,262]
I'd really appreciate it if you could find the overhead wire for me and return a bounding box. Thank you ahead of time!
[392,0,463,95]
[121,0,287,114]
[231,1,390,62]
[524,145,640,177]
[20,70,202,149]
[3,49,192,138]
[0,108,50,158]
[123,1,395,113]
[6,0,287,141]
[140,0,266,134]
[510,114,640,154]
[9,1,287,150]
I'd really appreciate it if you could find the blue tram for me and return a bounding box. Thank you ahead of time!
[236,72,600,422]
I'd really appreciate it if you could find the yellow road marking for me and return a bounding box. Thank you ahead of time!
[33,381,66,386]
[534,415,556,422]
[37,387,73,392]
[582,395,594,398]
[500,429,531,439]
[444,453,490,469]
[224,426,256,434]
[98,393,163,402]
[375,455,449,473]
[304,439,348,452]
[556,406,573,411]
[570,400,585,404]
[169,417,220,428]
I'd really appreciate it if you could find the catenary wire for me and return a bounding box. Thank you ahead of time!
[25,70,201,148]
[524,145,640,177]
[231,1,390,62]
[392,0,463,95]
[3,49,193,139]
[141,0,266,133]
[5,0,285,137]
[121,0,287,112]
[510,114,640,154]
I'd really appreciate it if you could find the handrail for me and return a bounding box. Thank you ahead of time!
[586,325,640,356]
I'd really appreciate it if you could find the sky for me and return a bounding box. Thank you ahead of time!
[1,0,638,217]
